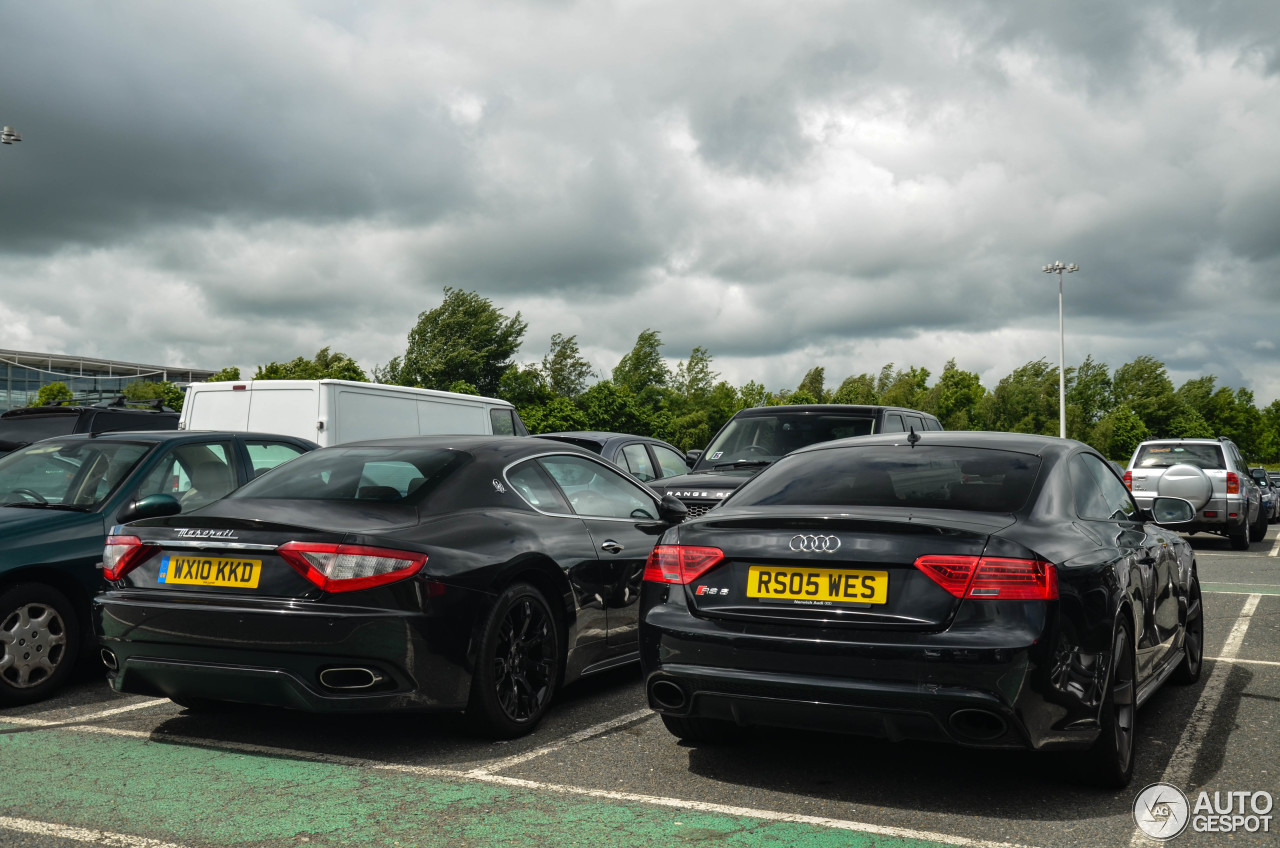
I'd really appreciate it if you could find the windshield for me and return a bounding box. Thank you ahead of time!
[696,414,875,469]
[230,445,468,503]
[0,439,151,508]
[1133,443,1224,470]
[730,446,1041,513]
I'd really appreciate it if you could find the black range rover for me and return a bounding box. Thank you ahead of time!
[650,404,942,516]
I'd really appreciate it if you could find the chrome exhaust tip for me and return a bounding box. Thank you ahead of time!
[100,649,119,671]
[318,667,385,690]
[649,679,688,711]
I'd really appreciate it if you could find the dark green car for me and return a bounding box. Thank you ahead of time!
[0,430,316,705]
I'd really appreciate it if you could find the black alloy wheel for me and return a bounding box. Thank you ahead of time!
[0,583,80,706]
[1172,573,1204,685]
[467,583,561,738]
[1083,618,1137,789]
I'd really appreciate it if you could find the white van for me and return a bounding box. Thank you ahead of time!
[179,380,528,447]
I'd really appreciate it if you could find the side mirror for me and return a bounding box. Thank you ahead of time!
[685,449,703,469]
[1149,496,1195,526]
[657,494,689,524]
[117,493,181,524]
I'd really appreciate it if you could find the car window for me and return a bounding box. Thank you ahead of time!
[652,444,688,478]
[1133,443,1224,470]
[0,440,150,507]
[506,460,572,513]
[1070,453,1136,521]
[246,441,309,477]
[731,446,1040,512]
[490,408,517,436]
[619,444,657,482]
[136,443,235,510]
[231,445,466,503]
[698,414,875,467]
[881,414,905,433]
[537,455,658,520]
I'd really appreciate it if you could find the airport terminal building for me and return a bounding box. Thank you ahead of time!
[0,348,216,413]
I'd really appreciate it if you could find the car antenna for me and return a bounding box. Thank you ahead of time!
[907,427,920,447]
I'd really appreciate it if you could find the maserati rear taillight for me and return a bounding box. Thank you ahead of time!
[277,542,428,593]
[103,535,159,581]
[643,545,725,585]
[915,554,1058,600]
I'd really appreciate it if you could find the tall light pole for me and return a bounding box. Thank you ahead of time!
[1041,260,1078,439]
[0,126,21,145]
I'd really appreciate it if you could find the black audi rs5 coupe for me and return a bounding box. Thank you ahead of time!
[95,436,687,737]
[639,431,1201,788]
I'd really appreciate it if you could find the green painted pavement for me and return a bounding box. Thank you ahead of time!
[0,724,956,848]
[1202,582,1280,595]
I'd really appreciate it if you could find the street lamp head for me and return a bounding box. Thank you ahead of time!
[0,126,21,144]
[1067,263,1079,272]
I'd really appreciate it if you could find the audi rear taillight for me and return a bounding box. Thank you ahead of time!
[914,555,1058,600]
[1122,470,1132,490]
[103,535,159,581]
[277,542,428,593]
[643,545,725,585]
[1227,472,1240,495]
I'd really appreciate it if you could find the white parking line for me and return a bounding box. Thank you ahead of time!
[0,816,188,848]
[1270,540,1280,557]
[2,715,1042,848]
[467,708,653,775]
[73,698,171,722]
[1129,593,1262,847]
[1207,656,1280,668]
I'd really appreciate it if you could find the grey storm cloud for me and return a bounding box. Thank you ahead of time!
[2,0,1280,402]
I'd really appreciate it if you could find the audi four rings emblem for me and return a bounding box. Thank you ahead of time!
[790,534,841,552]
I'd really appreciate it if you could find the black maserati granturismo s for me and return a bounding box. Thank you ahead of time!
[639,431,1201,788]
[95,436,687,737]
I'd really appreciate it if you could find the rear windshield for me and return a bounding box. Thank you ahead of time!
[729,446,1042,513]
[229,445,468,503]
[0,414,78,446]
[696,413,876,469]
[1133,443,1224,470]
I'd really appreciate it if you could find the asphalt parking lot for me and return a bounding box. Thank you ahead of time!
[3,530,1278,848]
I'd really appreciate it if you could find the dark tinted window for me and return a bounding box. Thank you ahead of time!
[1069,453,1135,520]
[507,460,572,513]
[881,414,905,433]
[490,408,517,436]
[697,413,875,467]
[230,446,466,502]
[0,414,78,444]
[1133,443,1224,470]
[731,446,1041,513]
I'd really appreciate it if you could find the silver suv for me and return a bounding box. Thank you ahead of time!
[1124,437,1264,550]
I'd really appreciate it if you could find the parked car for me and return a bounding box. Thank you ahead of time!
[0,430,316,705]
[536,432,689,483]
[179,379,528,445]
[649,404,943,517]
[95,436,688,737]
[1249,468,1278,523]
[639,431,1200,789]
[0,398,177,458]
[1123,437,1264,549]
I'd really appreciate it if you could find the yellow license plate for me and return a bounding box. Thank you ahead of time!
[159,555,262,588]
[746,566,888,604]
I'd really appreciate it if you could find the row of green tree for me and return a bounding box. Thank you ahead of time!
[33,288,1280,462]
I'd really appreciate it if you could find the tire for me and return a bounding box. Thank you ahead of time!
[0,583,81,706]
[466,583,561,739]
[1172,573,1204,685]
[1080,617,1137,789]
[1249,508,1267,543]
[1229,518,1251,551]
[660,714,744,745]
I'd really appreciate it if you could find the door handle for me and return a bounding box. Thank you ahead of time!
[601,540,624,554]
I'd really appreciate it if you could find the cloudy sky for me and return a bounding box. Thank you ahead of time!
[3,1,1280,401]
